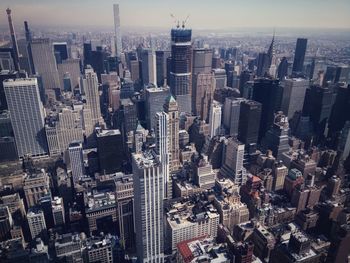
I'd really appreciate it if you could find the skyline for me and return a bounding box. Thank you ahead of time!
[1,0,350,30]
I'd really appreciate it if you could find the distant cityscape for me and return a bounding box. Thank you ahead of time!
[0,2,349,263]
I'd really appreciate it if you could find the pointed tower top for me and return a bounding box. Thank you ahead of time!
[164,95,178,113]
[136,121,144,132]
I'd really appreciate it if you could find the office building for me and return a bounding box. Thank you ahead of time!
[155,112,171,199]
[194,155,217,189]
[252,78,282,141]
[97,129,124,173]
[51,197,65,226]
[23,171,50,208]
[81,66,102,126]
[164,95,180,171]
[223,97,244,136]
[263,112,290,160]
[141,49,157,86]
[212,68,227,89]
[238,99,262,147]
[114,173,135,250]
[192,72,215,120]
[27,208,47,240]
[209,100,222,138]
[169,27,192,113]
[292,38,308,73]
[30,38,60,99]
[145,85,170,130]
[132,151,164,262]
[53,42,69,62]
[68,141,84,183]
[57,58,80,90]
[278,57,289,80]
[156,50,171,87]
[281,78,309,119]
[113,4,122,57]
[220,137,247,186]
[4,78,48,158]
[85,190,117,235]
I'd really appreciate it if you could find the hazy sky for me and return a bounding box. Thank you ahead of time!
[1,0,350,30]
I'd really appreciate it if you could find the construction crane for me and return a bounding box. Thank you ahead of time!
[170,13,180,28]
[182,15,190,28]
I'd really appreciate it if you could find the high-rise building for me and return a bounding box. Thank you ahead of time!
[81,66,101,126]
[6,8,20,71]
[114,173,135,250]
[292,38,308,73]
[30,38,60,99]
[155,112,171,199]
[164,95,180,172]
[145,85,170,130]
[4,78,48,158]
[141,49,157,86]
[27,208,47,241]
[119,98,138,133]
[132,151,164,262]
[339,121,350,161]
[281,78,309,119]
[209,100,222,138]
[252,78,282,142]
[212,68,227,89]
[223,97,245,136]
[192,72,215,121]
[169,27,192,113]
[156,50,171,87]
[220,137,247,186]
[238,100,262,147]
[53,42,69,62]
[68,141,84,183]
[57,58,80,90]
[113,4,122,57]
[277,57,289,80]
[262,112,290,160]
[97,129,124,173]
[51,196,65,226]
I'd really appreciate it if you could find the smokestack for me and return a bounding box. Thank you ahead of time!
[6,8,20,71]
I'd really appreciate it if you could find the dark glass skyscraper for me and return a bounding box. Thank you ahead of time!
[169,27,192,113]
[238,100,262,147]
[292,38,308,73]
[252,78,282,142]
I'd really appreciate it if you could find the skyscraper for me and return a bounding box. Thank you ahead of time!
[169,27,192,113]
[141,49,157,86]
[164,95,180,172]
[4,78,48,158]
[262,112,290,160]
[292,38,308,73]
[30,38,60,100]
[155,112,171,199]
[68,141,84,183]
[281,78,309,119]
[156,51,171,87]
[238,100,262,147]
[81,66,102,126]
[6,8,20,71]
[132,151,164,262]
[252,78,282,142]
[113,4,122,57]
[220,137,247,186]
[145,85,170,130]
[209,101,222,138]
